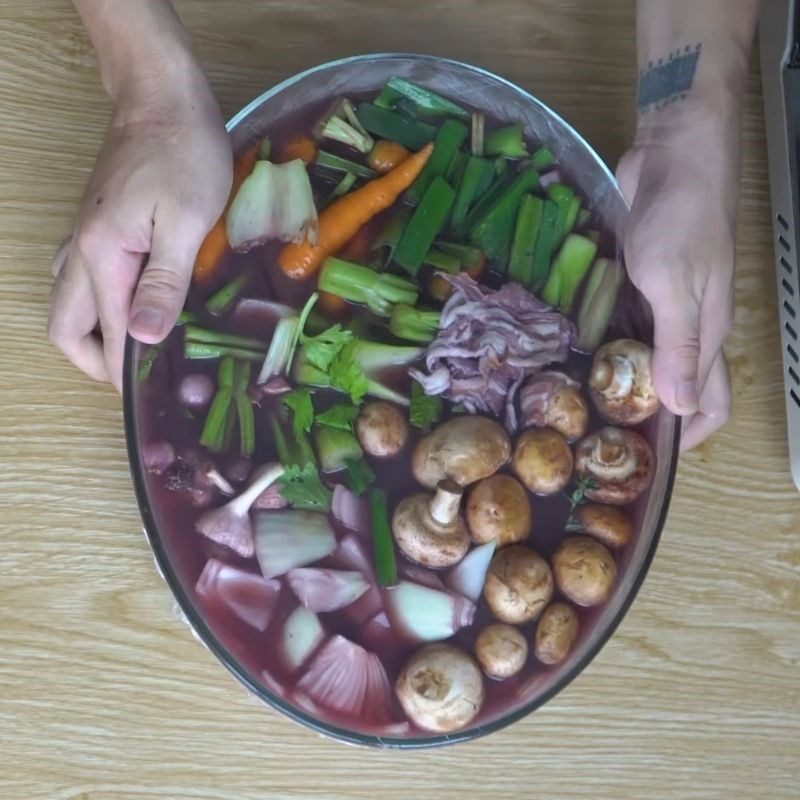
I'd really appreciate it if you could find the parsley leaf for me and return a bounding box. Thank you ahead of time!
[329,341,369,404]
[316,402,360,432]
[345,458,376,495]
[564,475,599,529]
[302,324,353,372]
[282,388,314,435]
[409,381,443,431]
[278,463,332,512]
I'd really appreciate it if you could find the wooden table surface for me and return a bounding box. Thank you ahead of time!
[2,1,798,798]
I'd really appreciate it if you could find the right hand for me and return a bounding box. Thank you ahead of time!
[48,55,232,392]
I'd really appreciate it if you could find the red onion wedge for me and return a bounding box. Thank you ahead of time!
[443,540,497,602]
[287,568,369,612]
[195,558,281,631]
[254,510,337,578]
[385,581,476,642]
[280,605,326,673]
[332,534,374,579]
[331,484,368,534]
[196,463,284,558]
[398,560,446,591]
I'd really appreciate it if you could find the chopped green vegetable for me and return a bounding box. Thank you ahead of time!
[233,361,255,457]
[576,258,624,352]
[314,425,363,472]
[409,381,443,432]
[445,150,468,186]
[547,183,581,247]
[450,156,495,231]
[469,166,539,259]
[389,304,441,343]
[318,257,419,316]
[283,387,314,435]
[423,248,461,274]
[206,272,251,316]
[322,172,357,208]
[279,462,333,512]
[395,177,456,275]
[369,488,398,587]
[315,149,375,179]
[200,356,236,452]
[408,119,468,203]
[585,229,601,244]
[494,157,509,177]
[328,340,370,404]
[541,233,598,312]
[384,77,469,120]
[371,208,412,267]
[508,194,543,285]
[315,402,359,432]
[374,85,403,109]
[256,316,300,380]
[137,342,166,382]
[435,241,485,269]
[346,339,424,372]
[530,199,561,290]
[531,145,555,170]
[317,100,374,153]
[184,325,266,352]
[485,124,529,159]
[345,458,376,495]
[177,311,198,326]
[355,104,437,151]
[302,324,354,372]
[259,137,272,160]
[577,207,592,228]
[471,112,485,157]
[185,342,265,362]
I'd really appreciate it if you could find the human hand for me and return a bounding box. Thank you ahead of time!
[48,54,231,392]
[617,102,741,451]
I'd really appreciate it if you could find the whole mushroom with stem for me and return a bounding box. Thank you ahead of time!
[395,643,485,733]
[574,426,655,505]
[588,339,659,425]
[484,544,554,624]
[519,372,590,441]
[392,480,470,569]
[466,474,532,547]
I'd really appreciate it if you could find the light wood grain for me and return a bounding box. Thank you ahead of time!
[1,2,798,798]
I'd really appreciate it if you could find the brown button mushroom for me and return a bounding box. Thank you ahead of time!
[534,602,580,665]
[356,401,409,458]
[519,372,590,442]
[395,643,485,733]
[571,503,633,549]
[512,428,573,495]
[412,415,511,489]
[484,544,554,624]
[553,535,617,607]
[589,339,659,425]
[392,480,470,569]
[474,623,528,680]
[466,474,532,547]
[574,426,655,505]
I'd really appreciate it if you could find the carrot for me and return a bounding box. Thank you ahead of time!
[317,291,348,318]
[277,135,318,165]
[193,141,261,286]
[367,139,410,174]
[337,223,376,263]
[279,143,434,280]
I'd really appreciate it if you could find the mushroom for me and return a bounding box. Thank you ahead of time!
[574,426,655,505]
[474,623,528,680]
[195,463,285,557]
[395,643,484,732]
[534,602,580,665]
[466,474,532,547]
[589,339,659,425]
[484,545,553,624]
[512,428,573,495]
[519,372,590,441]
[412,415,511,489]
[392,480,470,568]
[571,503,633,548]
[552,535,617,607]
[356,401,409,458]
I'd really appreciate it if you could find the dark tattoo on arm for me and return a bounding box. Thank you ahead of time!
[637,43,702,113]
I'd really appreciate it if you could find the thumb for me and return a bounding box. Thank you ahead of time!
[615,146,646,207]
[651,304,701,416]
[128,210,209,343]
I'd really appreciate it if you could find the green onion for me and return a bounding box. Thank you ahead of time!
[530,199,561,291]
[177,311,199,326]
[435,241,485,269]
[384,77,469,120]
[374,85,403,109]
[355,104,437,151]
[423,248,461,274]
[317,101,374,153]
[577,207,592,228]
[257,316,300,382]
[576,258,625,352]
[205,272,251,316]
[371,208,412,267]
[344,458,376,495]
[200,356,236,451]
[314,426,363,473]
[185,342,265,362]
[315,150,375,179]
[184,325,266,352]
[322,172,357,208]
[445,150,468,186]
[318,257,419,316]
[450,156,495,232]
[369,488,398,587]
[408,119,468,203]
[485,124,529,159]
[471,112,485,156]
[395,177,456,275]
[259,137,272,160]
[233,360,255,457]
[389,304,441,343]
[531,145,555,170]
[541,233,598,312]
[494,157,509,177]
[508,194,543,286]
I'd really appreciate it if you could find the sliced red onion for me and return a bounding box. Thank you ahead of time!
[250,375,292,405]
[252,481,289,510]
[539,168,563,188]
[331,484,368,534]
[443,540,497,602]
[332,534,375,580]
[287,568,368,612]
[178,373,215,410]
[142,440,175,475]
[398,560,446,591]
[261,668,288,699]
[254,510,337,578]
[362,652,395,725]
[280,605,326,673]
[195,558,281,631]
[341,584,383,626]
[361,611,408,659]
[385,581,476,642]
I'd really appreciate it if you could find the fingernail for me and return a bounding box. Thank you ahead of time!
[130,307,164,338]
[676,380,699,413]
